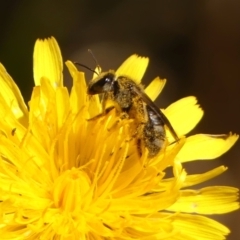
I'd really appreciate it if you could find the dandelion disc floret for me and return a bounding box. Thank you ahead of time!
[0,37,239,240]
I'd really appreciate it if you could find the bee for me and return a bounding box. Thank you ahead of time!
[87,70,179,157]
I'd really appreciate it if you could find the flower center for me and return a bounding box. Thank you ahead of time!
[52,168,91,212]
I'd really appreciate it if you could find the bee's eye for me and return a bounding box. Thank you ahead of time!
[88,73,115,95]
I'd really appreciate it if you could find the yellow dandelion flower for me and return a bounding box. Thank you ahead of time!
[0,37,239,240]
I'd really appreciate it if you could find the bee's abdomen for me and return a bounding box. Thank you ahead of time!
[143,108,166,157]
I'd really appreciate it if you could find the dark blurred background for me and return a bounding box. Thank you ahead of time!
[0,0,239,238]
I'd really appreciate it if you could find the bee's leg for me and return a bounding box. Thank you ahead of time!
[87,93,114,121]
[87,106,115,121]
[136,138,143,157]
[101,92,117,114]
[125,122,144,157]
[101,93,108,114]
[135,123,145,156]
[130,122,144,138]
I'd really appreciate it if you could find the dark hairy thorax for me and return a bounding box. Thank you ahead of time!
[113,76,140,110]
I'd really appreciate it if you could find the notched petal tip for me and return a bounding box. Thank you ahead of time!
[33,37,63,87]
[165,96,204,141]
[116,54,149,83]
[145,77,166,101]
[177,132,239,162]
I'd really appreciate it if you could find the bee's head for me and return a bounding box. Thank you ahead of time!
[87,71,116,95]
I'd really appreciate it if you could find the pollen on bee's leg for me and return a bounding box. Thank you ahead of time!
[127,122,144,142]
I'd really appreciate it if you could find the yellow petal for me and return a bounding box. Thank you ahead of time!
[0,64,28,124]
[177,133,239,162]
[168,186,239,214]
[164,96,204,141]
[183,166,228,188]
[56,87,70,129]
[116,54,149,83]
[165,213,230,239]
[66,61,88,113]
[93,66,101,79]
[33,37,63,87]
[66,61,102,118]
[161,166,228,191]
[144,77,166,101]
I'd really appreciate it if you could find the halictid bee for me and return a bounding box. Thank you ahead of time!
[88,71,179,158]
[76,57,179,157]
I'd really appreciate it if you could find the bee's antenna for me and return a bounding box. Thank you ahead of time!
[88,49,101,74]
[74,62,99,75]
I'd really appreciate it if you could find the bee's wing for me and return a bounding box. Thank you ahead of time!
[133,86,179,141]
